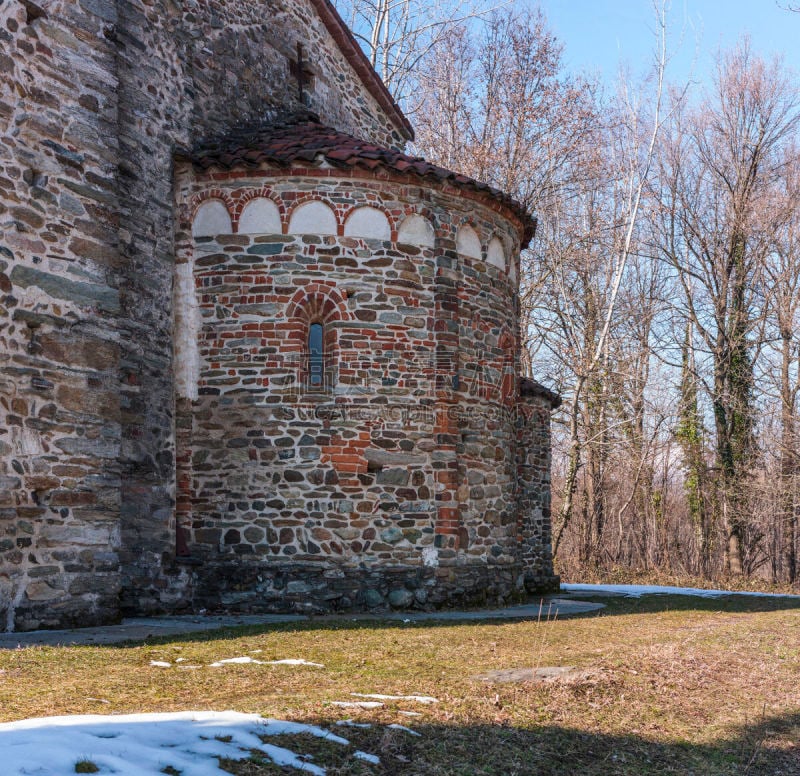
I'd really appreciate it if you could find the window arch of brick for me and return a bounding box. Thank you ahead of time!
[190,190,236,236]
[232,187,286,229]
[286,286,347,391]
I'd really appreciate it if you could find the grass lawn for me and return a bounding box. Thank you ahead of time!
[1,594,798,775]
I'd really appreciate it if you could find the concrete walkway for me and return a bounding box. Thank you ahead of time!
[0,598,603,649]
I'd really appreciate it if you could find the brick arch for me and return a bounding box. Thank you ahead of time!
[286,284,348,325]
[401,203,440,226]
[285,285,348,389]
[286,195,340,235]
[344,189,398,227]
[231,187,286,232]
[342,204,393,241]
[190,188,236,220]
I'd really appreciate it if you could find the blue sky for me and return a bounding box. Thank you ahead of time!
[537,0,800,90]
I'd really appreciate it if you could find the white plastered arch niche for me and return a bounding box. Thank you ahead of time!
[238,197,281,234]
[191,199,232,237]
[456,225,482,259]
[487,236,507,271]
[343,206,391,240]
[397,214,435,247]
[288,201,337,235]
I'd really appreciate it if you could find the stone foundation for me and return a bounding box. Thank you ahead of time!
[178,560,559,616]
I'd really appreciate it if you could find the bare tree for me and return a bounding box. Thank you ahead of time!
[412,6,592,210]
[655,42,800,574]
[549,4,669,558]
[761,146,800,582]
[333,0,504,106]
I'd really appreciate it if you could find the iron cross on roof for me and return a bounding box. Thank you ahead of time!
[289,42,314,103]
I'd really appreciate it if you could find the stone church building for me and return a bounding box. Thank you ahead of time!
[0,0,559,631]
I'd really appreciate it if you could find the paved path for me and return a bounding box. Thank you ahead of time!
[0,598,603,649]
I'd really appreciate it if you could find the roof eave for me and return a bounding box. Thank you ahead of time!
[520,377,561,409]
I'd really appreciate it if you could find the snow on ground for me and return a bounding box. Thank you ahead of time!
[208,656,265,667]
[388,723,421,736]
[330,701,384,709]
[353,751,381,764]
[351,693,438,704]
[562,583,800,598]
[152,656,326,669]
[266,658,325,667]
[0,710,372,776]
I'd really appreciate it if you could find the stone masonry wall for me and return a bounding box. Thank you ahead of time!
[0,0,123,631]
[115,0,410,618]
[1,0,410,630]
[167,165,553,612]
[517,395,559,592]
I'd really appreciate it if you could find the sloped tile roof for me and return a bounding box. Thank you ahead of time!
[190,119,534,243]
[520,377,561,408]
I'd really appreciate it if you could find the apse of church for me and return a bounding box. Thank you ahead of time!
[171,117,559,612]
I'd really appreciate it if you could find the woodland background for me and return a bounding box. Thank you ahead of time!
[334,0,800,587]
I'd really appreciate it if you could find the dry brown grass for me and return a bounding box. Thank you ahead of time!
[1,594,799,774]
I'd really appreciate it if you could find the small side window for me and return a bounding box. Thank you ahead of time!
[308,322,324,388]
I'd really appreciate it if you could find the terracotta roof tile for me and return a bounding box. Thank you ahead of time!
[190,119,534,244]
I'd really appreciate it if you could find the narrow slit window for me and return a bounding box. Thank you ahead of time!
[308,322,324,387]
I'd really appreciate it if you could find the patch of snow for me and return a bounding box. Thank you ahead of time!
[258,720,348,744]
[331,701,384,709]
[208,656,323,668]
[208,656,265,667]
[351,693,438,704]
[0,711,351,776]
[398,711,422,717]
[149,661,171,668]
[562,583,800,599]
[354,751,381,764]
[175,658,187,663]
[335,720,372,729]
[388,723,421,736]
[267,659,325,667]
